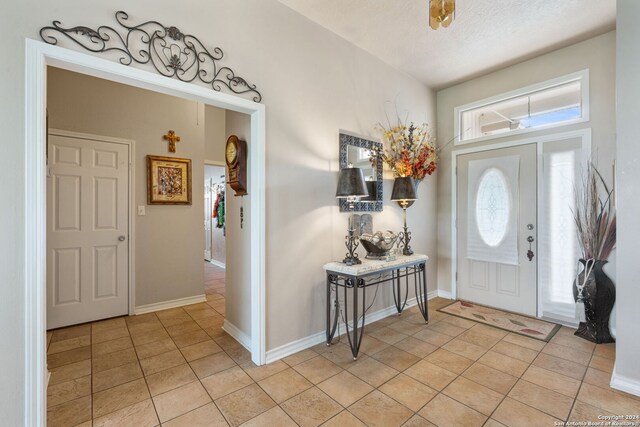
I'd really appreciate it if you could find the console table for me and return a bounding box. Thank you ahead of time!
[323,254,429,360]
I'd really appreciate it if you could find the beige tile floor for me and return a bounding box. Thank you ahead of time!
[46,267,639,426]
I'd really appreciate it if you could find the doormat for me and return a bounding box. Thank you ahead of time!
[438,300,561,342]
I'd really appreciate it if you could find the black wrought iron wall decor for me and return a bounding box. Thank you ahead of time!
[40,11,262,102]
[339,133,383,212]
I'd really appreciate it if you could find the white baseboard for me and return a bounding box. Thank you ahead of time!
[223,320,251,351]
[265,292,439,364]
[610,365,640,397]
[209,259,226,269]
[437,290,453,299]
[134,294,207,315]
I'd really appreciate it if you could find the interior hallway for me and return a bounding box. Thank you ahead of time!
[46,294,637,426]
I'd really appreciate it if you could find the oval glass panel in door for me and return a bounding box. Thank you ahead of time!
[475,167,511,247]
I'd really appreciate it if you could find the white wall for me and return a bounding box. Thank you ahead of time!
[47,67,207,307]
[436,32,617,295]
[0,1,436,421]
[613,0,640,394]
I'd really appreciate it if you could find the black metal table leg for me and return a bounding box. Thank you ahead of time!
[326,274,339,344]
[414,262,429,323]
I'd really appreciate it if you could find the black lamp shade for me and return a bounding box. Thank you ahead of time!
[336,167,369,198]
[391,177,417,201]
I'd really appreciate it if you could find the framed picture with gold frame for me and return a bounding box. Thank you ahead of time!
[147,155,192,205]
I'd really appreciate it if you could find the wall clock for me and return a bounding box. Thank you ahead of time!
[225,135,248,196]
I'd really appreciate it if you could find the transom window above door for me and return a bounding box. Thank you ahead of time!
[455,70,589,145]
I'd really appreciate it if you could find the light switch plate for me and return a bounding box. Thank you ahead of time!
[137,205,146,216]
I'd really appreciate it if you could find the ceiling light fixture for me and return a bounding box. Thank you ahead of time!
[429,0,455,30]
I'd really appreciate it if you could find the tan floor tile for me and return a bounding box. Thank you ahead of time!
[401,414,437,426]
[92,347,137,373]
[189,351,236,379]
[394,337,438,358]
[418,393,487,427]
[347,357,399,387]
[47,375,91,407]
[281,387,341,427]
[216,383,276,426]
[413,329,453,346]
[92,378,150,418]
[50,324,91,342]
[180,339,222,362]
[461,363,518,394]
[441,338,487,360]
[358,336,391,356]
[124,312,158,326]
[226,345,253,365]
[521,364,581,397]
[283,348,318,366]
[404,360,457,391]
[568,400,617,423]
[293,356,343,384]
[49,359,91,386]
[542,342,592,365]
[387,320,426,336]
[201,366,254,400]
[379,373,437,412]
[240,406,298,427]
[508,379,574,419]
[492,341,539,363]
[583,367,620,392]
[166,320,202,337]
[369,327,409,345]
[442,376,504,416]
[440,315,477,329]
[427,320,467,337]
[46,395,92,427]
[162,402,228,427]
[594,343,616,360]
[242,360,289,382]
[92,325,130,344]
[130,327,170,346]
[259,368,313,403]
[322,343,361,368]
[146,363,197,396]
[502,332,546,351]
[47,345,91,369]
[92,361,143,393]
[478,351,529,377]
[371,345,420,371]
[135,337,178,359]
[425,348,474,374]
[127,319,164,335]
[92,317,126,334]
[92,398,158,427]
[153,380,212,423]
[457,329,501,349]
[492,397,561,427]
[470,323,509,339]
[172,329,211,348]
[551,332,596,353]
[91,336,133,357]
[215,334,243,350]
[349,390,413,427]
[317,371,374,407]
[533,353,587,381]
[140,349,186,376]
[577,382,640,414]
[322,410,366,427]
[590,355,615,373]
[47,335,91,355]
[483,420,507,427]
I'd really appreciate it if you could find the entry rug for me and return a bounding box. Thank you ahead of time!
[438,301,561,342]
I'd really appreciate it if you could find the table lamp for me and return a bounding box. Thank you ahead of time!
[391,177,418,256]
[336,166,369,265]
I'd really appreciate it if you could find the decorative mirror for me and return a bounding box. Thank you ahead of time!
[339,133,383,212]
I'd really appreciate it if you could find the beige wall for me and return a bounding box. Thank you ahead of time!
[2,1,435,420]
[614,0,640,391]
[435,31,617,295]
[47,67,207,307]
[205,106,226,163]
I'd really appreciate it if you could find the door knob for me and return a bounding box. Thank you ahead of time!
[118,235,126,242]
[526,236,534,261]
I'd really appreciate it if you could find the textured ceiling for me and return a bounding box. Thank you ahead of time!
[278,0,616,89]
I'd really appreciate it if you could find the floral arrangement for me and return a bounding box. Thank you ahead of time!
[374,119,438,181]
[573,164,616,261]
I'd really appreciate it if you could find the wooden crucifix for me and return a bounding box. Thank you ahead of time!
[163,130,181,153]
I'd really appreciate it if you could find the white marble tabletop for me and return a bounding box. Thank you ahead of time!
[323,254,428,276]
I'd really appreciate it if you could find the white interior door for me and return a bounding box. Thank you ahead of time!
[204,178,212,260]
[457,144,537,316]
[47,133,129,329]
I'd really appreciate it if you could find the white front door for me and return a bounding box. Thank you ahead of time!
[47,133,130,329]
[457,144,537,316]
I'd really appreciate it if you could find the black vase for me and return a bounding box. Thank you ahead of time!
[572,259,616,343]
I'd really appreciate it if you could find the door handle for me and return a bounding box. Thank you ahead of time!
[526,236,534,261]
[118,235,126,242]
